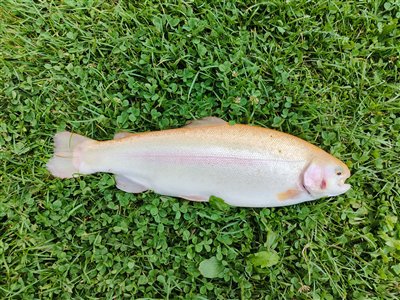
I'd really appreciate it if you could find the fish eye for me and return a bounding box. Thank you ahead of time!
[335,167,343,176]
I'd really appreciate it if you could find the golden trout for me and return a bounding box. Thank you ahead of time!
[47,117,351,207]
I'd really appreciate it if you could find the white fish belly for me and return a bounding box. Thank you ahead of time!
[151,158,307,207]
[99,142,311,207]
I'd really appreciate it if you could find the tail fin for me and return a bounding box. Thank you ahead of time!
[47,131,94,178]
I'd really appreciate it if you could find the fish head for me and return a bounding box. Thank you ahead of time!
[302,157,351,199]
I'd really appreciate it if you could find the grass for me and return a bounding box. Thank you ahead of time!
[1,0,399,298]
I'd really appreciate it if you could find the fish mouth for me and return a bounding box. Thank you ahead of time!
[339,176,351,192]
[301,180,351,197]
[327,183,351,197]
[341,183,351,193]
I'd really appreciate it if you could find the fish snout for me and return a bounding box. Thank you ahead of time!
[338,169,351,190]
[326,176,351,197]
[336,174,351,194]
[341,183,351,193]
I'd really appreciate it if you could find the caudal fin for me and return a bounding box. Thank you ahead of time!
[47,131,94,178]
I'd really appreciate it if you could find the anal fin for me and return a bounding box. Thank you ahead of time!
[115,175,148,193]
[180,195,208,202]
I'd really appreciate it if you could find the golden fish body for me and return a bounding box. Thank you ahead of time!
[47,118,351,207]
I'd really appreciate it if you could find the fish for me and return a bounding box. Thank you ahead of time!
[46,117,351,207]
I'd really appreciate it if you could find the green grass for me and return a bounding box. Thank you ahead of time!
[1,0,399,298]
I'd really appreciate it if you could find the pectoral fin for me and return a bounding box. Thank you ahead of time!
[115,175,148,193]
[277,189,301,201]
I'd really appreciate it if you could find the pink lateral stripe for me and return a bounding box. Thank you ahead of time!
[124,152,305,165]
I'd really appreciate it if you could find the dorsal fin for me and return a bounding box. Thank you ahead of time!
[114,132,135,139]
[184,117,227,128]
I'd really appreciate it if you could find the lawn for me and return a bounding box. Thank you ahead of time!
[1,0,399,299]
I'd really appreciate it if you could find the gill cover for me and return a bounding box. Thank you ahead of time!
[303,163,326,195]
